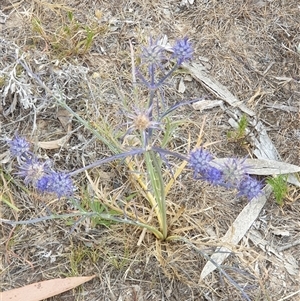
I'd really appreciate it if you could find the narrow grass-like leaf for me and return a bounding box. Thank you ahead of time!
[144,150,167,238]
[1,195,20,211]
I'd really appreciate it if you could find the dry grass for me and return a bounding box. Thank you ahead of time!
[1,0,300,300]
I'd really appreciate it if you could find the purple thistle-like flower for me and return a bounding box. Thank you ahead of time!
[203,166,223,185]
[137,38,167,90]
[172,37,193,64]
[9,136,30,158]
[188,147,263,200]
[140,38,165,68]
[189,148,213,177]
[220,158,248,188]
[8,135,74,198]
[38,172,74,198]
[36,176,49,192]
[238,176,263,200]
[17,157,50,185]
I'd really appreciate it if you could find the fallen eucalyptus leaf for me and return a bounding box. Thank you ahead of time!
[200,185,272,280]
[0,276,95,301]
[37,134,71,149]
[212,158,300,175]
[182,62,255,116]
[192,99,224,112]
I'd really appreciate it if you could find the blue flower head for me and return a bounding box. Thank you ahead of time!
[38,172,74,198]
[36,176,49,192]
[9,136,30,158]
[189,148,213,177]
[238,176,263,200]
[189,148,263,200]
[9,135,74,199]
[172,37,193,64]
[203,166,223,185]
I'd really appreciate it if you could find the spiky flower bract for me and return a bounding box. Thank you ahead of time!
[238,176,263,200]
[122,106,162,147]
[127,106,161,133]
[220,158,248,188]
[17,157,50,185]
[140,37,165,68]
[9,136,30,158]
[172,37,193,64]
